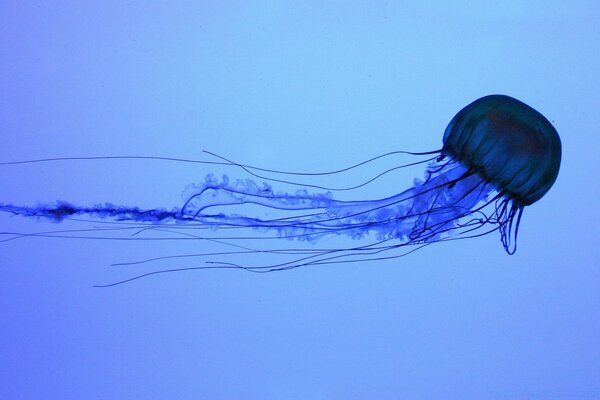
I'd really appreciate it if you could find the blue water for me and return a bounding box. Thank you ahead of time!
[1,2,599,399]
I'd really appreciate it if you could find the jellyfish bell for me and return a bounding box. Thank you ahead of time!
[0,94,561,285]
[440,94,561,253]
[442,94,561,206]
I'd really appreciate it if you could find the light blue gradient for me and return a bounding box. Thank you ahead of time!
[1,2,598,399]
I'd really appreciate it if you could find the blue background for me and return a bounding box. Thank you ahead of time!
[1,2,599,399]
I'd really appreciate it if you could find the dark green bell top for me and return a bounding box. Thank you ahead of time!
[442,95,561,206]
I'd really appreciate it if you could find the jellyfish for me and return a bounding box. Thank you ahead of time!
[0,94,561,286]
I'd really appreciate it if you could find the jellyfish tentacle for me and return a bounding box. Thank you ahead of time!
[202,150,440,191]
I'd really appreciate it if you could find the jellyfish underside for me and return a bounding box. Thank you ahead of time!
[0,95,561,286]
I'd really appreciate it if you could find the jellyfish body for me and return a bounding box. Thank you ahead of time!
[0,94,561,283]
[441,94,561,252]
[443,94,561,206]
